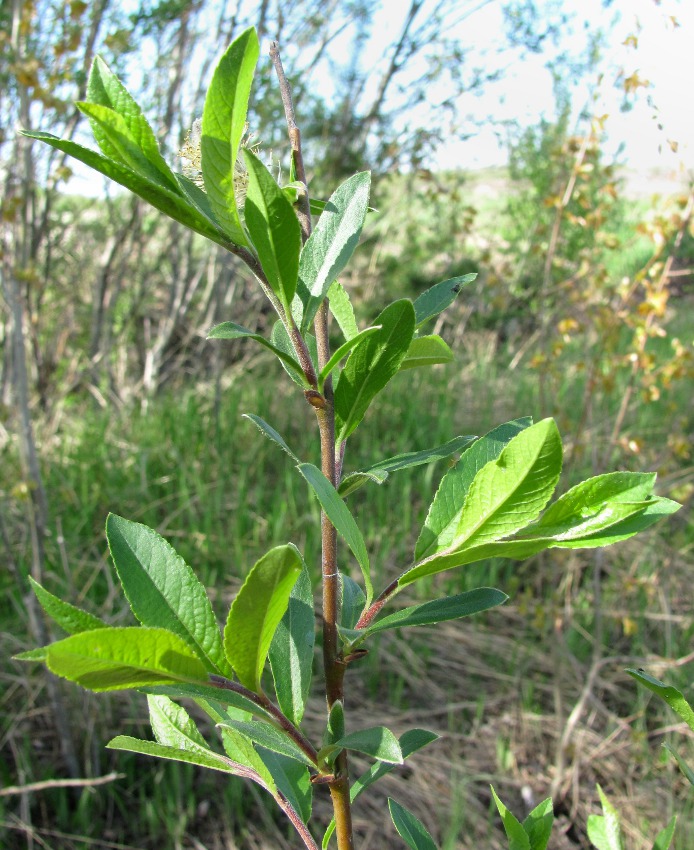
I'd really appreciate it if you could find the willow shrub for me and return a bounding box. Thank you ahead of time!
[17,28,681,850]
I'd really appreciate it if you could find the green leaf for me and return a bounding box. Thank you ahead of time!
[398,335,454,371]
[220,725,276,791]
[201,28,259,245]
[388,798,437,850]
[328,281,359,340]
[402,418,560,587]
[45,627,208,691]
[85,56,180,192]
[323,700,346,752]
[338,435,477,497]
[587,785,623,850]
[626,669,694,732]
[107,735,235,774]
[224,544,303,693]
[340,574,366,630]
[147,694,208,749]
[76,101,179,192]
[334,300,416,445]
[491,786,531,850]
[257,748,313,824]
[337,469,389,498]
[415,418,532,563]
[522,798,554,850]
[22,132,229,245]
[207,321,306,384]
[270,320,318,388]
[28,577,108,634]
[269,565,314,726]
[548,496,680,548]
[14,647,48,662]
[106,514,228,676]
[218,720,314,765]
[652,814,677,850]
[363,588,507,636]
[413,274,476,328]
[323,726,403,764]
[297,463,372,604]
[144,682,266,719]
[318,325,382,389]
[243,148,301,314]
[296,172,371,333]
[242,413,300,463]
[663,742,694,787]
[322,729,438,849]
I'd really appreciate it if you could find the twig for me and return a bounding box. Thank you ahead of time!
[0,772,125,797]
[268,41,312,242]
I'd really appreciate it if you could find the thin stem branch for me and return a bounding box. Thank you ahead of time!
[208,675,319,765]
[270,40,355,850]
[269,41,312,242]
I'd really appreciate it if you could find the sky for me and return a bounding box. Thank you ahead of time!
[66,0,693,195]
[415,0,694,174]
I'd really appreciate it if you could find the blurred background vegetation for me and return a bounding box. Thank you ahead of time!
[1,1,692,848]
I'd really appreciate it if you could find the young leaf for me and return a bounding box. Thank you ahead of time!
[243,148,302,314]
[337,469,389,498]
[296,172,371,333]
[297,463,372,604]
[243,413,300,463]
[224,544,303,694]
[626,669,694,732]
[207,322,306,384]
[218,719,315,766]
[270,320,318,388]
[663,742,694,786]
[652,814,677,850]
[86,56,180,192]
[340,574,366,630]
[76,101,179,192]
[22,132,230,246]
[522,798,554,850]
[415,418,532,563]
[334,299,416,445]
[269,565,315,726]
[388,798,438,850]
[402,419,561,587]
[14,647,48,662]
[323,726,403,764]
[107,735,235,774]
[363,588,507,637]
[28,577,108,635]
[323,700,346,751]
[413,274,476,328]
[401,493,678,580]
[45,627,208,691]
[257,748,313,824]
[587,785,623,850]
[318,325,382,389]
[339,435,477,497]
[106,514,228,676]
[322,729,438,849]
[147,694,208,750]
[328,280,359,340]
[398,335,454,371]
[490,786,531,850]
[220,724,276,791]
[201,28,259,245]
[531,472,658,537]
[145,682,267,719]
